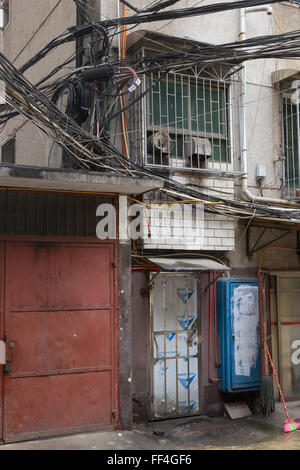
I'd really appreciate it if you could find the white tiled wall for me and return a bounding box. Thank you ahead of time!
[139,177,236,251]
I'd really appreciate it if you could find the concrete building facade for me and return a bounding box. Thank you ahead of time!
[0,0,299,442]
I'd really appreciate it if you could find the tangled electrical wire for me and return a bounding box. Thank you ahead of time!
[0,0,299,223]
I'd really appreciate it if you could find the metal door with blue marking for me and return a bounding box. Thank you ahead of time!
[151,273,199,419]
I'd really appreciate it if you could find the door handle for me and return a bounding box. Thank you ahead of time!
[3,339,14,373]
[4,361,11,372]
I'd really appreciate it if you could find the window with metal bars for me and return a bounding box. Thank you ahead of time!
[130,63,242,176]
[282,89,300,200]
[147,74,228,165]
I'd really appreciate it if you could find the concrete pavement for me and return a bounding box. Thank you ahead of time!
[1,401,300,450]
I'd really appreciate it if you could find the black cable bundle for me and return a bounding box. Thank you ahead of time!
[82,65,113,82]
[52,80,93,125]
[2,0,300,225]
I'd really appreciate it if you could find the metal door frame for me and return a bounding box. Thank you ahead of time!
[149,271,200,421]
[270,271,300,401]
[0,243,5,440]
[0,236,119,442]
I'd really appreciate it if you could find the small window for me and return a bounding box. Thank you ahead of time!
[129,42,242,176]
[1,137,15,164]
[147,74,228,167]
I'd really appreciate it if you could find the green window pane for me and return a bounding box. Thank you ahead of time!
[211,139,228,163]
[148,75,227,162]
[170,134,184,158]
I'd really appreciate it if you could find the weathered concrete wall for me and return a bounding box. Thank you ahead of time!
[118,240,133,429]
[1,0,300,199]
[118,196,133,429]
[131,271,151,422]
[117,0,240,44]
[228,223,300,270]
[0,0,76,166]
[198,272,223,417]
[274,2,300,71]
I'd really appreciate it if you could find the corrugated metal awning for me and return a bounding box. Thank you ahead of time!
[146,257,230,272]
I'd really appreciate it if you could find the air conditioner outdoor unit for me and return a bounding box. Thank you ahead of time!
[147,130,172,165]
[184,137,212,159]
[148,130,173,155]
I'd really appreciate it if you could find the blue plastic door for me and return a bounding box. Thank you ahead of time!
[230,282,261,390]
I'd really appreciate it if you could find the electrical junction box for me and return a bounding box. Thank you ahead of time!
[217,278,261,393]
[256,164,266,179]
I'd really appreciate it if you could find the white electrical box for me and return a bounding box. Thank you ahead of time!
[256,164,266,179]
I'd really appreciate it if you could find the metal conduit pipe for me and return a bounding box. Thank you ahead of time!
[245,6,273,13]
[239,6,300,207]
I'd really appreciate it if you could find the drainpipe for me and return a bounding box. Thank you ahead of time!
[239,6,299,207]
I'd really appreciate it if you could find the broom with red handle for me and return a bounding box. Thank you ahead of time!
[266,345,299,433]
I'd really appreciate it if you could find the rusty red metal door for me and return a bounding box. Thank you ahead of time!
[0,244,4,440]
[2,241,117,442]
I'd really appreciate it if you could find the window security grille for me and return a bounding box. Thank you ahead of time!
[129,65,242,176]
[282,88,300,200]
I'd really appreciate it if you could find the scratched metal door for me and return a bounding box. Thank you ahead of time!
[151,273,199,419]
[0,244,4,441]
[277,275,300,399]
[3,241,117,442]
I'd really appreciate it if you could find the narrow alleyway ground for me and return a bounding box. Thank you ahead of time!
[1,401,300,450]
